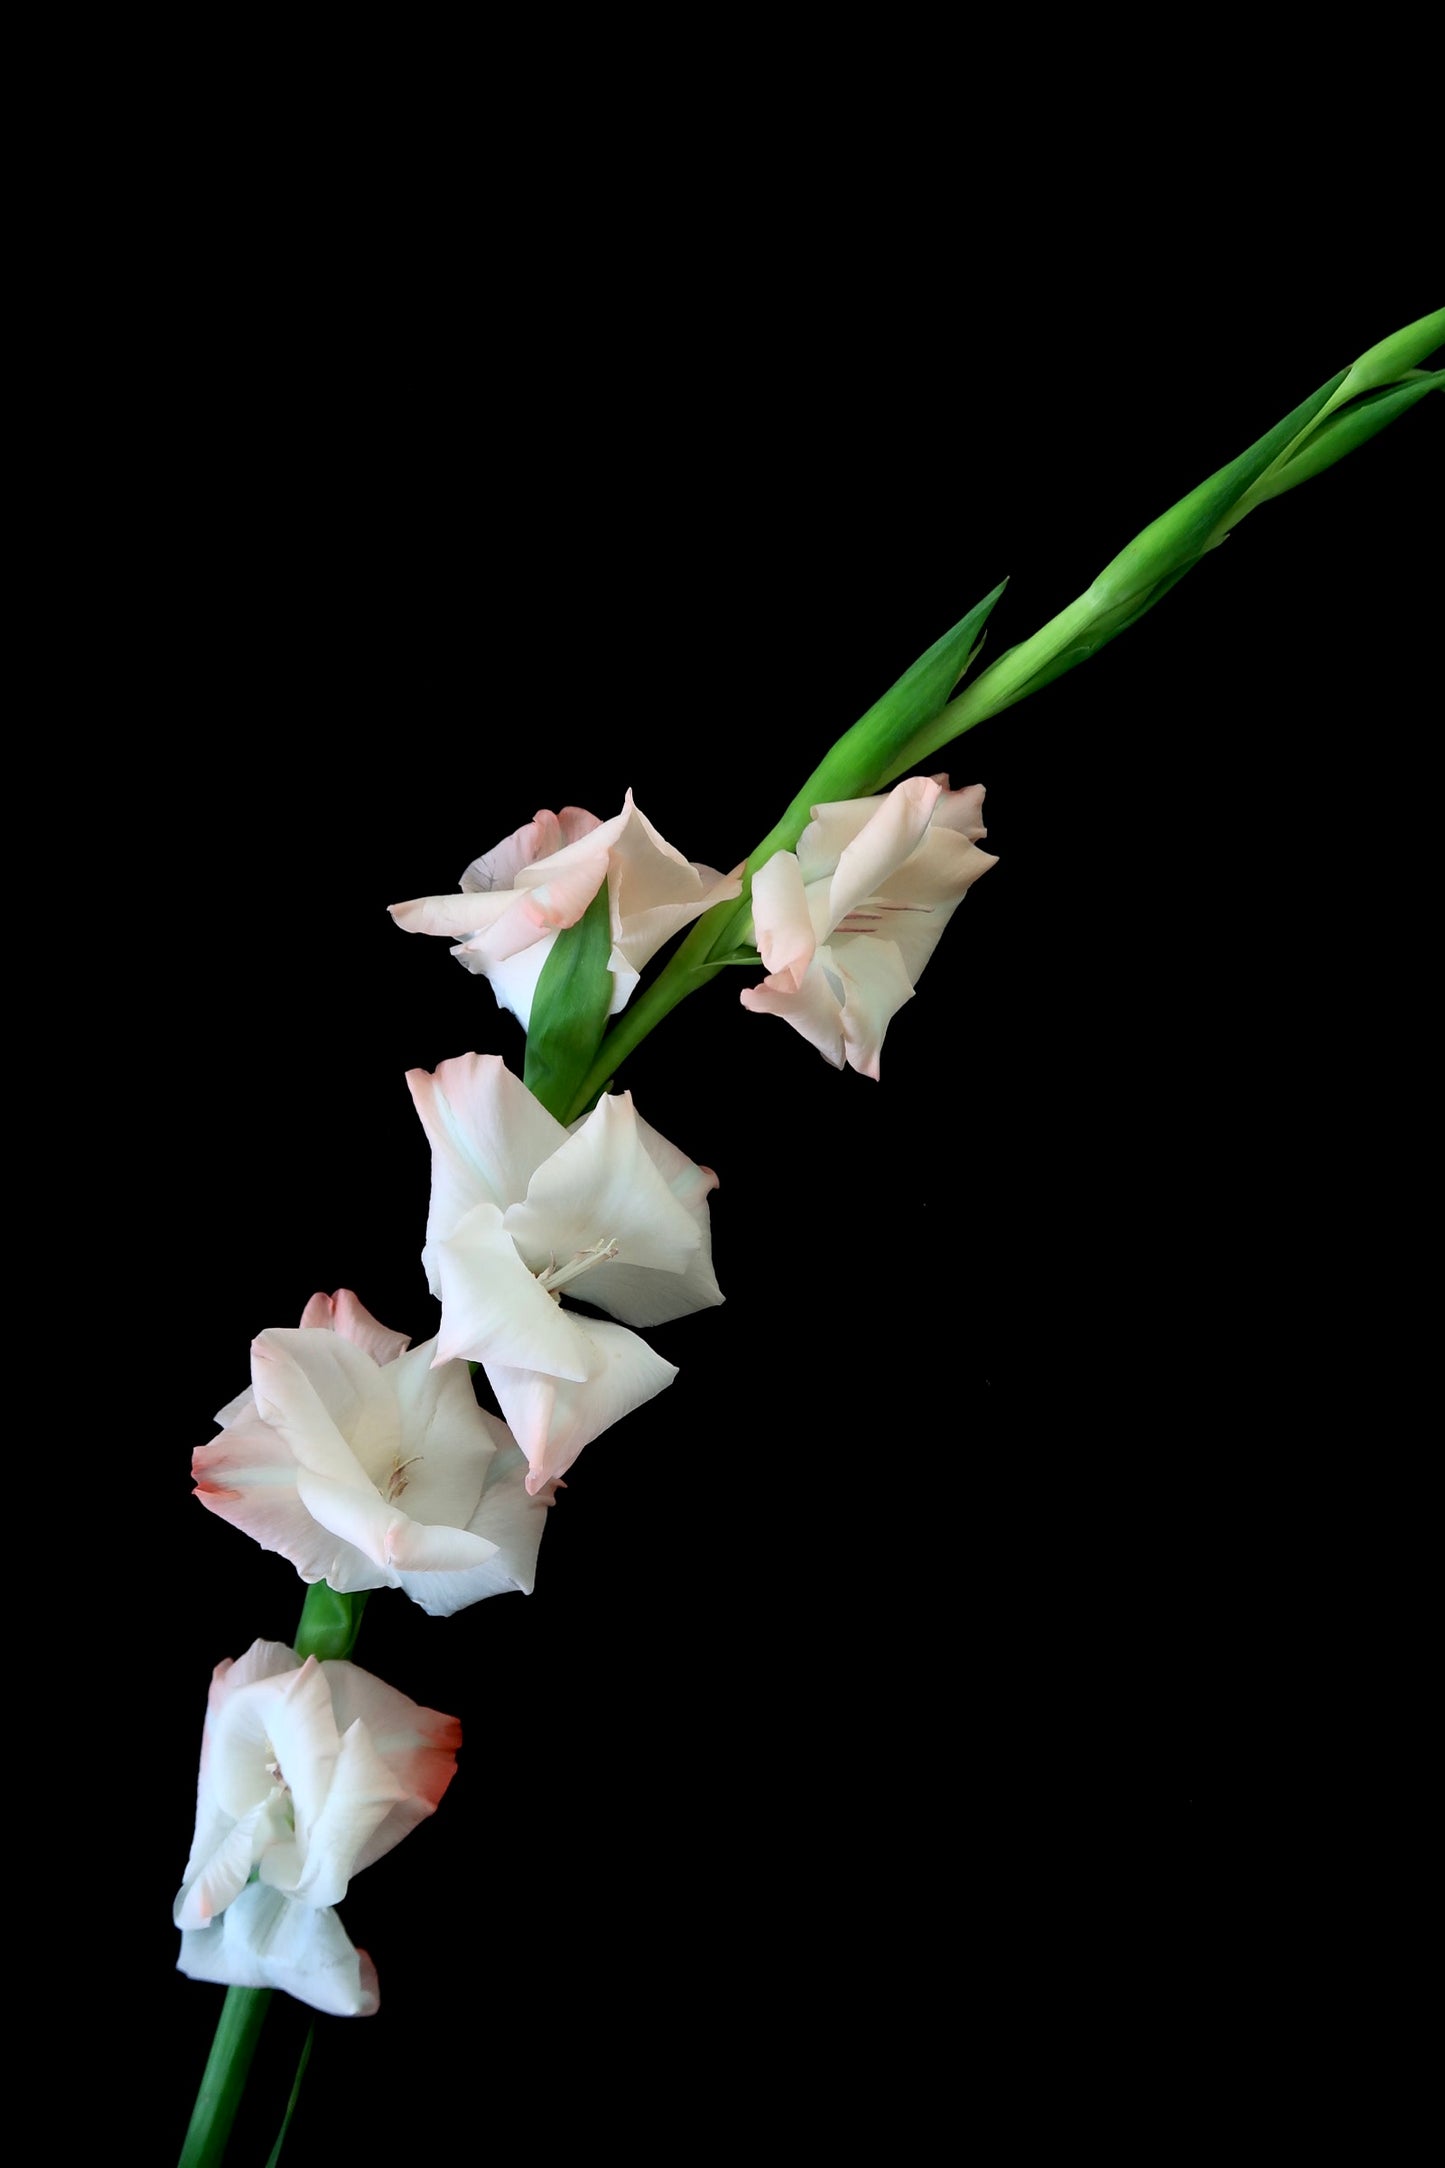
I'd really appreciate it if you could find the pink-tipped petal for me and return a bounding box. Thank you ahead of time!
[488,1318,678,1491]
[739,957,849,1070]
[749,850,816,988]
[406,1052,566,1245]
[503,1093,702,1304]
[459,806,602,894]
[298,1289,411,1367]
[821,775,941,931]
[826,932,918,1078]
[319,1663,461,1873]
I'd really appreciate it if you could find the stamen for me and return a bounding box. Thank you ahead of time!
[384,1453,424,1503]
[535,1237,620,1299]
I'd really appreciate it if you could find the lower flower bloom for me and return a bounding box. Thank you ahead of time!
[174,1638,462,2016]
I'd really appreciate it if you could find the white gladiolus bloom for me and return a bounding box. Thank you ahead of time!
[406,1053,724,1493]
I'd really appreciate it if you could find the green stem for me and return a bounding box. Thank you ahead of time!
[563,910,731,1120]
[177,1985,273,2168]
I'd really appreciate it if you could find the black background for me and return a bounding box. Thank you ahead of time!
[114,241,1437,2157]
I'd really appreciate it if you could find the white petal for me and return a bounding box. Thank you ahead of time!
[250,1329,400,1490]
[388,886,515,940]
[292,1470,502,1579]
[830,934,918,1078]
[174,1803,269,1931]
[504,1093,702,1305]
[602,790,742,977]
[407,1052,566,1248]
[177,1883,380,2017]
[317,1664,461,1873]
[287,1716,412,1909]
[748,850,816,988]
[487,1317,677,1491]
[924,777,989,840]
[239,1661,342,1857]
[465,852,613,965]
[393,1435,551,1615]
[298,1289,411,1367]
[460,806,602,891]
[478,934,556,1029]
[822,776,941,931]
[382,1343,495,1526]
[432,1203,594,1378]
[739,956,849,1069]
[794,794,892,880]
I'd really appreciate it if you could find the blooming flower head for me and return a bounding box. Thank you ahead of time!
[389,791,741,1028]
[174,1637,461,2015]
[193,1289,553,1616]
[740,774,997,1076]
[406,1053,723,1493]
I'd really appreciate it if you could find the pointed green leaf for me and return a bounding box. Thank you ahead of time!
[1091,370,1347,612]
[1331,306,1445,405]
[739,581,1007,878]
[979,557,1204,713]
[264,2022,315,2168]
[1251,371,1443,502]
[523,882,613,1121]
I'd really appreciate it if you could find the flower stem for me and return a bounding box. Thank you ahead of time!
[563,311,1440,1115]
[177,1985,273,2168]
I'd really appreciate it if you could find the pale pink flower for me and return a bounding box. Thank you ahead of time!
[174,1637,461,2015]
[389,791,740,1028]
[194,1290,553,1615]
[406,1053,723,1493]
[740,775,997,1077]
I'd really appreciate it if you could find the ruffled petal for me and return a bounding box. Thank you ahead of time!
[177,1883,380,2018]
[503,1092,702,1301]
[242,1661,342,1856]
[287,1715,412,1908]
[432,1202,595,1378]
[459,806,602,893]
[602,790,742,978]
[749,850,816,988]
[459,850,612,965]
[392,1431,551,1615]
[298,1289,411,1367]
[292,1469,503,1580]
[318,1662,462,1875]
[739,954,849,1069]
[174,1803,270,1930]
[924,776,989,840]
[388,886,515,942]
[822,775,941,931]
[487,1317,678,1491]
[249,1329,400,1490]
[384,1343,495,1530]
[830,934,918,1079]
[852,833,997,988]
[407,1052,566,1252]
[474,934,556,1029]
[794,795,885,881]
